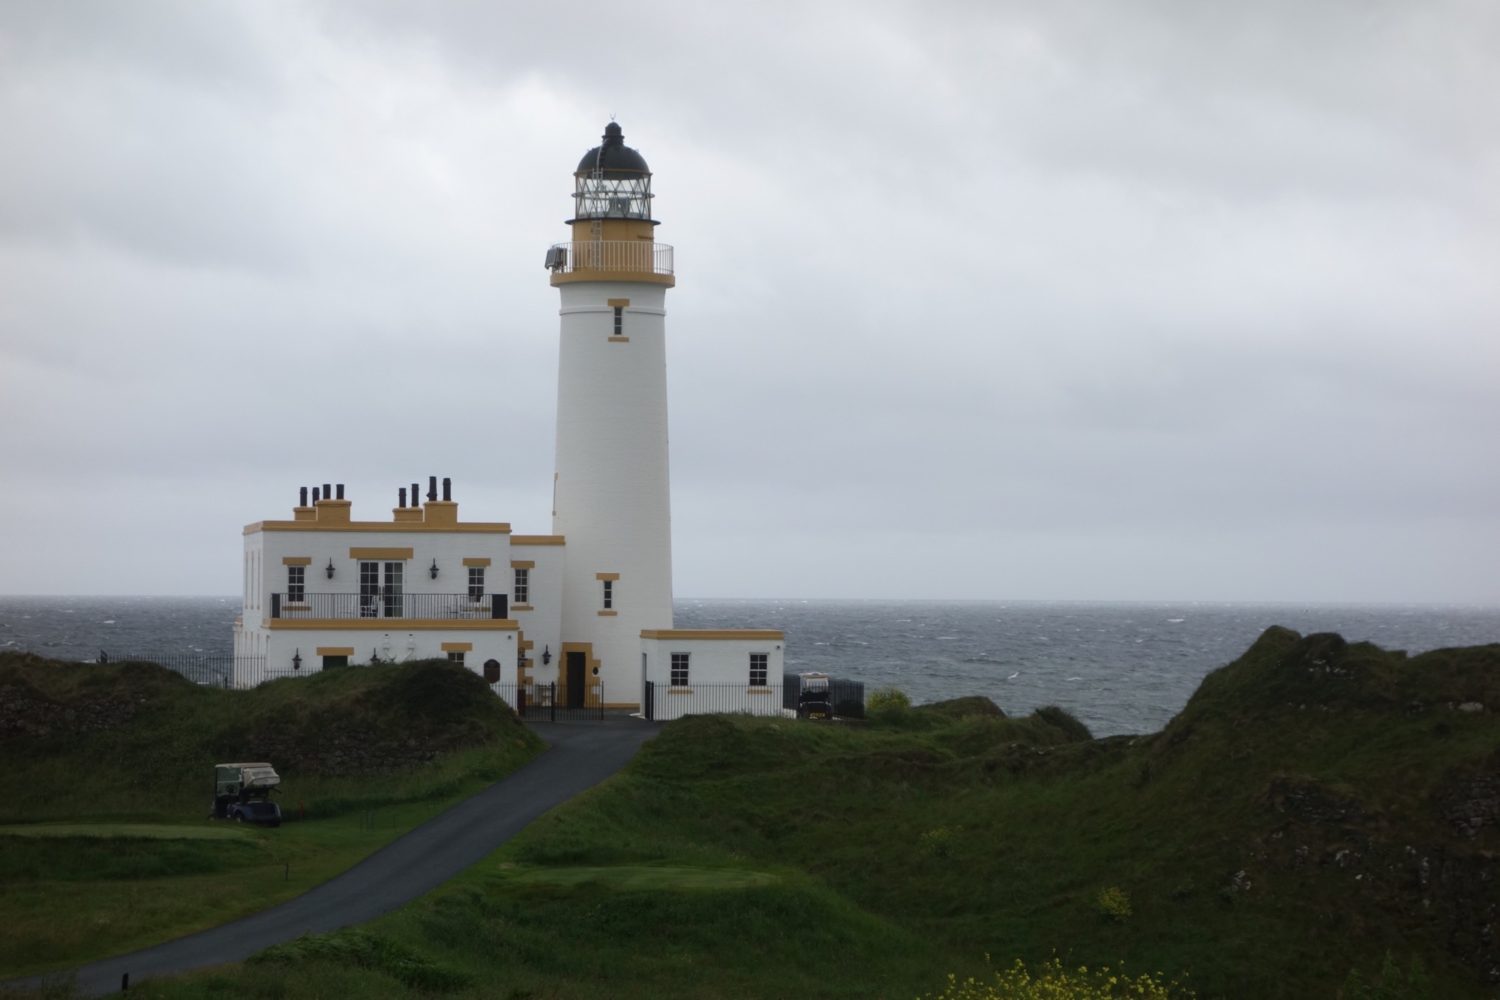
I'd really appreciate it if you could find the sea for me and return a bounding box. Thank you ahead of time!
[2,596,1498,738]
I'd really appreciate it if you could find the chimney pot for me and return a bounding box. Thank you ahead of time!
[427,476,437,502]
[322,483,332,500]
[398,487,407,508]
[312,486,321,503]
[336,483,345,500]
[299,486,308,507]
[442,477,451,502]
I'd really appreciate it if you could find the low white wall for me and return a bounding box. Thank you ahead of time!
[640,630,785,722]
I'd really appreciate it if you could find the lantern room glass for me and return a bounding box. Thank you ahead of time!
[573,172,653,221]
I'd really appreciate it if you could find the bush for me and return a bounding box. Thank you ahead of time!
[868,687,912,713]
[922,957,1193,999]
[1095,886,1132,922]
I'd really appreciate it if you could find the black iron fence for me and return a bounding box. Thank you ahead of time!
[269,592,508,621]
[99,653,265,689]
[643,682,787,721]
[490,681,606,721]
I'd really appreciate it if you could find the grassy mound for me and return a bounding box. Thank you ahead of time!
[126,627,1500,999]
[0,653,543,822]
[0,655,544,978]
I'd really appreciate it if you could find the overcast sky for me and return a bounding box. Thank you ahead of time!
[0,1,1496,602]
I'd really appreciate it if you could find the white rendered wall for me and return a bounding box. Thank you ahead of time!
[509,541,565,686]
[640,634,786,721]
[553,281,674,706]
[263,628,518,680]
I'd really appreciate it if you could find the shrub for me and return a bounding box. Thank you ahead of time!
[919,826,954,858]
[1095,886,1132,922]
[922,956,1193,999]
[869,687,912,713]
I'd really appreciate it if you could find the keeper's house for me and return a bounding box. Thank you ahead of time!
[233,122,786,718]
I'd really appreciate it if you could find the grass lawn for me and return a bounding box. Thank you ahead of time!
[123,629,1500,999]
[0,656,544,979]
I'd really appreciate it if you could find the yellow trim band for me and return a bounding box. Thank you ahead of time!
[595,572,620,581]
[510,560,535,569]
[316,646,355,656]
[597,610,618,617]
[462,557,492,567]
[246,521,511,536]
[511,535,565,546]
[349,547,414,560]
[640,629,785,640]
[282,557,312,566]
[440,641,474,652]
[606,298,630,307]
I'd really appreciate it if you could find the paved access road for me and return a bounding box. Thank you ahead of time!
[8,720,659,998]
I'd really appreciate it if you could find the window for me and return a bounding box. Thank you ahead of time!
[287,565,305,603]
[468,566,485,602]
[514,567,530,605]
[447,651,466,667]
[612,306,623,337]
[602,579,613,610]
[670,652,690,687]
[749,652,768,687]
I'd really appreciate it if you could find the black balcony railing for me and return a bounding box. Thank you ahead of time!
[269,592,508,621]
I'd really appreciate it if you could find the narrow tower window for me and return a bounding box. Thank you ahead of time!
[602,579,614,610]
[612,306,623,337]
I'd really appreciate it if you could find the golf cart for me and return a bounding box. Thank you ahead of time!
[796,672,835,721]
[212,762,282,826]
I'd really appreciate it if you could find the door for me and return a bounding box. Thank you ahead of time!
[566,652,586,708]
[359,562,380,617]
[383,561,404,618]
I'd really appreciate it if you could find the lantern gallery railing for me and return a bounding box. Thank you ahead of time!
[269,593,509,621]
[544,241,674,277]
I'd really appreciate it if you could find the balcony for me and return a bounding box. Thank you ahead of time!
[269,592,508,621]
[546,241,674,286]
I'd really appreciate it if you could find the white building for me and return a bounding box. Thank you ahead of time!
[234,123,784,718]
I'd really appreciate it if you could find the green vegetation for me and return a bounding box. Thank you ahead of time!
[10,628,1500,998]
[0,654,543,977]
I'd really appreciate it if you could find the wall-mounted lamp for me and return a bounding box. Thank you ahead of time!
[325,559,335,580]
[541,645,552,666]
[429,558,440,580]
[292,649,302,671]
[369,647,380,665]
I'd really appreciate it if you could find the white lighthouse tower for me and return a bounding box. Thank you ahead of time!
[546,122,676,708]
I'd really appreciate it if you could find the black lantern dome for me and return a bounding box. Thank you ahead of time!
[576,121,651,177]
[569,122,656,225]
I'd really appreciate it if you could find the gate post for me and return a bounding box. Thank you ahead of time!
[550,681,557,723]
[645,680,654,721]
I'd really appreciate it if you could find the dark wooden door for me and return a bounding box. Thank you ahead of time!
[566,652,586,708]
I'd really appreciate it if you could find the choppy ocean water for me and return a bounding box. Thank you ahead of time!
[2,596,1497,737]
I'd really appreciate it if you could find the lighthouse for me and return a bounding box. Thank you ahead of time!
[546,122,676,708]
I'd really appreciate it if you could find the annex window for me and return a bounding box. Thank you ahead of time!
[749,652,768,687]
[286,565,305,604]
[670,652,690,687]
[468,566,485,602]
[514,567,530,605]
[602,579,614,610]
[447,651,466,667]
